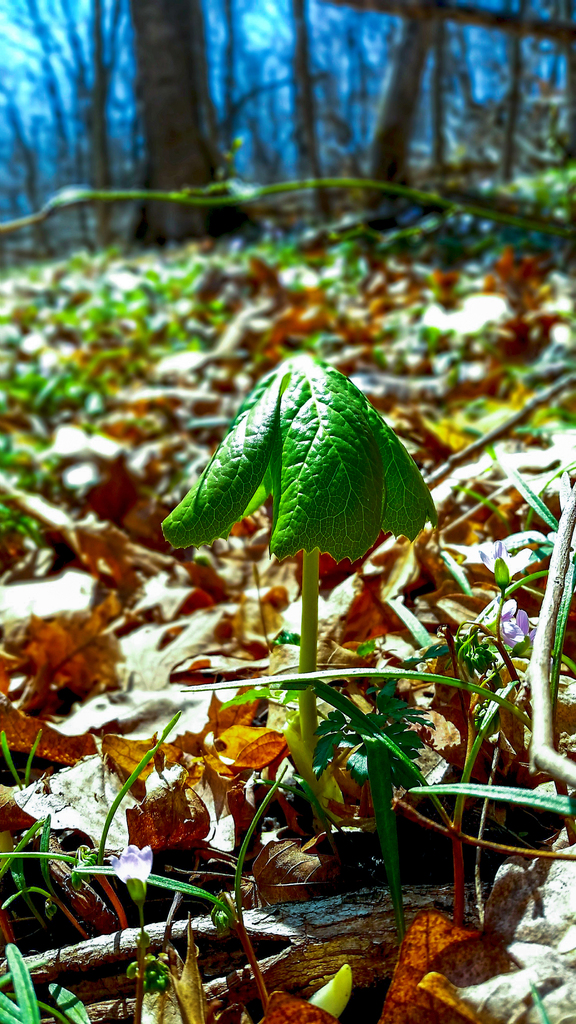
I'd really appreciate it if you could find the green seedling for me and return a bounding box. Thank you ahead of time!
[162,354,436,930]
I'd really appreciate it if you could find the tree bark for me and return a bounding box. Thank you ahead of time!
[292,0,330,217]
[223,0,236,146]
[128,0,214,242]
[92,0,112,247]
[432,18,446,169]
[370,18,434,184]
[502,0,528,181]
[561,0,576,159]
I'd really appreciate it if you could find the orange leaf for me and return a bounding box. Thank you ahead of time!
[379,909,508,1024]
[0,693,96,766]
[127,764,210,852]
[215,725,287,770]
[263,991,339,1024]
[103,734,202,794]
[253,839,340,904]
[418,973,484,1023]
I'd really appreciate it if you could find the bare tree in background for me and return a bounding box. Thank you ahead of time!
[432,19,446,168]
[370,18,434,184]
[503,0,528,180]
[0,84,50,254]
[223,0,236,146]
[292,0,330,216]
[560,0,576,158]
[129,0,215,241]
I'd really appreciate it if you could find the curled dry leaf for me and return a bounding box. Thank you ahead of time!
[102,734,202,795]
[126,764,210,852]
[252,839,340,905]
[213,725,288,772]
[0,784,36,831]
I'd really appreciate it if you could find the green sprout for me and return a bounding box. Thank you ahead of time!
[162,353,436,785]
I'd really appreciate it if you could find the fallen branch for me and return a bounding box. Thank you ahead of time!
[529,480,576,786]
[425,370,576,490]
[0,178,575,241]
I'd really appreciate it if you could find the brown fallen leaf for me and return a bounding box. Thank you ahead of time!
[103,734,202,795]
[126,764,210,851]
[170,920,208,1024]
[0,693,96,765]
[379,909,512,1024]
[262,991,339,1024]
[0,784,36,831]
[5,593,122,712]
[252,839,340,905]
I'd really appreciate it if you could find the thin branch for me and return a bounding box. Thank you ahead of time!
[0,178,575,241]
[529,481,576,787]
[425,371,576,490]
[322,0,576,44]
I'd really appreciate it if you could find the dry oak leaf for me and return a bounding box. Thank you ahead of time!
[0,693,96,765]
[379,909,512,1024]
[214,725,288,772]
[252,839,340,905]
[127,763,210,852]
[0,784,36,831]
[262,991,339,1024]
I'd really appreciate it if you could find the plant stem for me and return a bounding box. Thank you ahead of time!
[134,906,147,1024]
[298,547,319,747]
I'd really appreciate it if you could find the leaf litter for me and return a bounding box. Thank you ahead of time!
[0,232,576,1022]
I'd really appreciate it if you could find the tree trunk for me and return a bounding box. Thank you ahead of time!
[292,0,330,217]
[223,0,236,146]
[370,18,434,184]
[128,0,214,242]
[432,18,446,169]
[92,0,111,247]
[502,0,528,181]
[561,0,576,159]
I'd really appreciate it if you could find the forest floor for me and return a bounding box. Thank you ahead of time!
[0,220,576,1024]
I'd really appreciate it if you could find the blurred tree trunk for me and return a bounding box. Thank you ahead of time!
[432,19,446,169]
[370,18,434,185]
[502,0,528,181]
[61,0,92,247]
[92,0,111,247]
[0,85,50,256]
[561,0,576,158]
[223,0,236,146]
[190,0,220,167]
[129,0,215,242]
[292,0,330,217]
[24,0,68,157]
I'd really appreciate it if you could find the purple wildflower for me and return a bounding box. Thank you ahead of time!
[480,540,532,579]
[500,599,536,648]
[110,845,153,884]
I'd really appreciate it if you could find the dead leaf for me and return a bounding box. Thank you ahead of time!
[0,693,96,765]
[0,784,36,831]
[103,734,201,794]
[126,764,210,851]
[379,909,511,1024]
[262,991,339,1024]
[214,725,287,772]
[171,920,208,1024]
[5,594,122,711]
[252,839,340,904]
[417,973,484,1024]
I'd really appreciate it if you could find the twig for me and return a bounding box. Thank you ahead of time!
[0,177,575,240]
[529,481,576,786]
[475,745,499,929]
[425,371,576,490]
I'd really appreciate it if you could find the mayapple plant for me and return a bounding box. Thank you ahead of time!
[162,354,437,801]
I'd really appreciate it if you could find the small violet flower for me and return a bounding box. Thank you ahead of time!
[111,845,153,907]
[111,845,153,884]
[480,540,533,582]
[500,599,537,649]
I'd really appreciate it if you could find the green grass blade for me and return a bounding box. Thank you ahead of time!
[498,461,558,531]
[39,816,56,898]
[409,783,576,817]
[364,735,404,940]
[4,947,40,1024]
[48,985,90,1024]
[386,597,432,647]
[0,991,23,1024]
[439,549,473,596]
[530,983,552,1024]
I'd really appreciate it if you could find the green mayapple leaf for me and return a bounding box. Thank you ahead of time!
[162,354,436,561]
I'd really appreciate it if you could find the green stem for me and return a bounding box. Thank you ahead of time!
[299,548,320,748]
